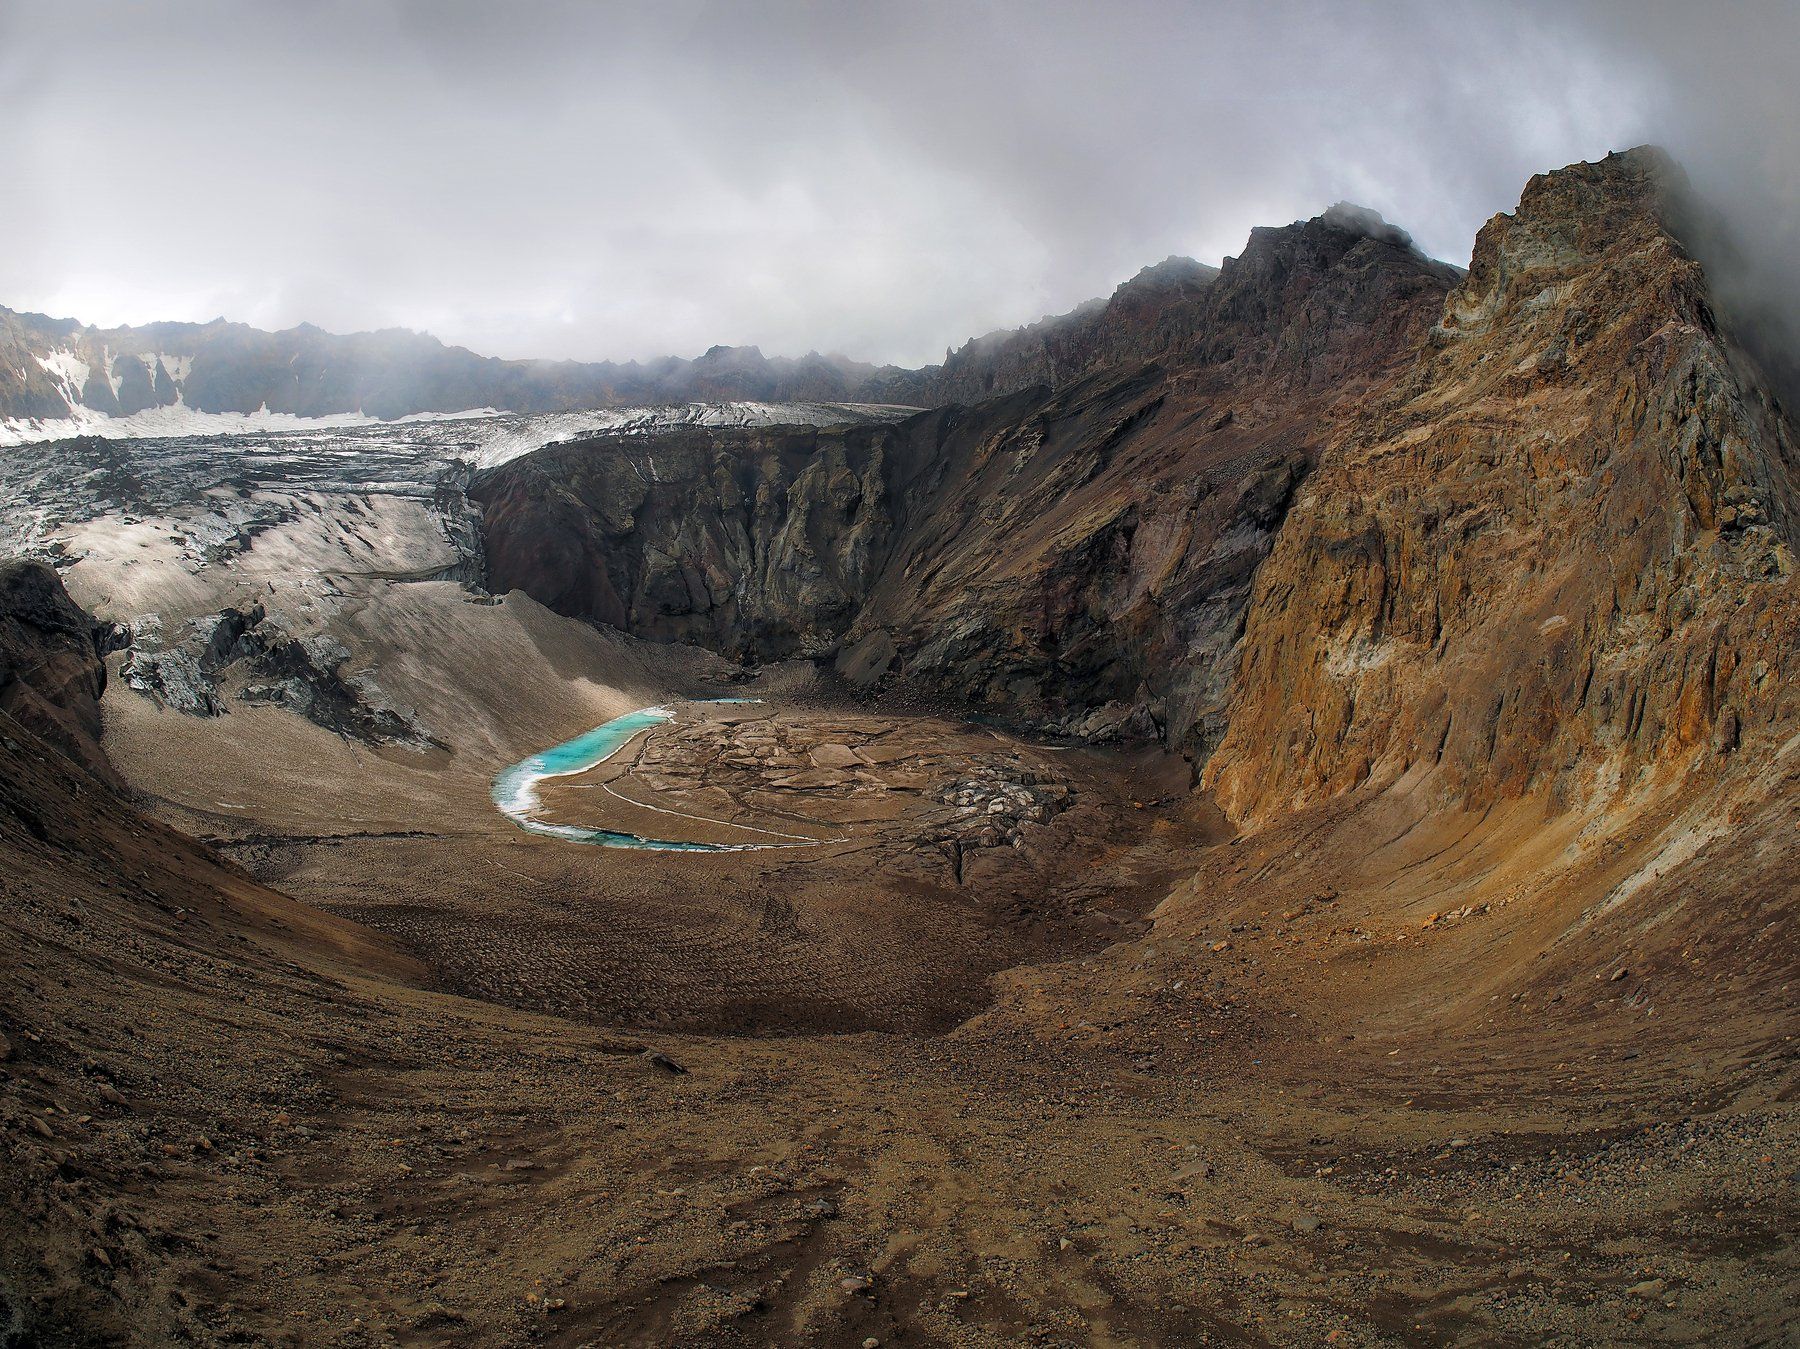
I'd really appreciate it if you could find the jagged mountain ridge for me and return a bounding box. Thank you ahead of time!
[474,205,1462,753]
[477,151,1798,797]
[0,209,1418,435]
[1205,148,1800,822]
[0,307,917,427]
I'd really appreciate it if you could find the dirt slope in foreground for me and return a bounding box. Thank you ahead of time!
[1,583,1796,1346]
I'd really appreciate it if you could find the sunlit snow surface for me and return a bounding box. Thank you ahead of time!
[0,399,917,458]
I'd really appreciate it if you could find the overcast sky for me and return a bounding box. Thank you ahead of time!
[1,1,1794,368]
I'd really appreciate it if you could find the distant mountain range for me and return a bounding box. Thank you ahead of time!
[0,212,1423,439]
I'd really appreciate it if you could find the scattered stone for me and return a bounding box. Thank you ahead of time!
[1292,1213,1322,1234]
[642,1050,688,1075]
[840,1274,873,1294]
[1610,968,1630,982]
[28,1116,54,1140]
[1628,1278,1667,1298]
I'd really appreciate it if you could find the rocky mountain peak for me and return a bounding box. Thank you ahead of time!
[1115,253,1219,295]
[1187,205,1461,387]
[1206,147,1800,824]
[1318,201,1415,248]
[1447,144,1683,337]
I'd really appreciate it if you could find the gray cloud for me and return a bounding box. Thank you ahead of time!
[0,0,1792,368]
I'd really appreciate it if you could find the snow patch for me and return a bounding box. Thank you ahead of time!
[0,402,504,448]
[33,349,90,410]
[458,400,918,468]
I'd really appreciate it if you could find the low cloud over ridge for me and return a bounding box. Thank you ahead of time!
[1,1,1795,370]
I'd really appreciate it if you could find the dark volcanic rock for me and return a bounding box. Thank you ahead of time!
[0,560,120,779]
[124,605,438,747]
[475,208,1459,761]
[474,425,893,659]
[886,255,1222,407]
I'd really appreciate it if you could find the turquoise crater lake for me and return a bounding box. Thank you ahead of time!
[490,701,814,851]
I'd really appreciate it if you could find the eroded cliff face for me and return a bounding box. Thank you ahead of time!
[475,425,895,659]
[477,157,1800,791]
[842,212,1460,752]
[1205,149,1800,823]
[476,209,1458,755]
[0,560,119,780]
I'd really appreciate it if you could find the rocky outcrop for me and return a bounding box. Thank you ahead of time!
[1205,149,1800,823]
[0,560,120,778]
[872,204,1450,411]
[477,206,1459,757]
[473,425,895,659]
[884,255,1220,407]
[124,605,438,747]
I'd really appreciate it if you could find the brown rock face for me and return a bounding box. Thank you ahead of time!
[901,254,1221,407]
[474,424,895,658]
[0,560,119,779]
[476,209,1459,753]
[1206,149,1800,823]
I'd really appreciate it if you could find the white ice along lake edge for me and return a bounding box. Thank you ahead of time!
[490,701,822,851]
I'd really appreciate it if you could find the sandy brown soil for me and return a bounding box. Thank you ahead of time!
[4,634,1796,1345]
